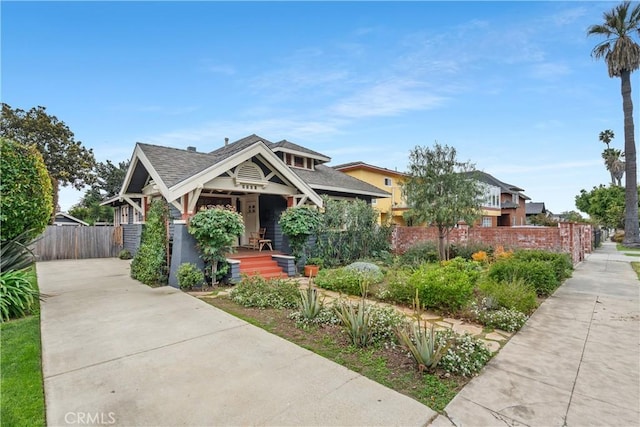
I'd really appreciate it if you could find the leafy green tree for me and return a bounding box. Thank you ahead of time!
[560,211,588,223]
[0,104,96,218]
[0,138,53,241]
[130,200,169,286]
[93,160,129,198]
[278,206,321,266]
[69,160,128,224]
[188,206,245,284]
[574,185,638,229]
[588,2,640,246]
[403,143,483,260]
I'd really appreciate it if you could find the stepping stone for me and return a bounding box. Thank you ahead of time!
[484,332,507,342]
[452,323,484,336]
[480,339,501,353]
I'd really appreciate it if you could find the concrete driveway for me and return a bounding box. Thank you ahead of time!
[38,258,436,427]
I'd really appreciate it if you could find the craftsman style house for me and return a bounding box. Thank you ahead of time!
[105,134,389,286]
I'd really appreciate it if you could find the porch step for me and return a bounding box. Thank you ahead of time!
[238,256,286,279]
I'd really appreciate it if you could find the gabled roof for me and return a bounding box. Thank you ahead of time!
[119,134,387,205]
[292,165,391,198]
[332,161,407,177]
[526,202,546,215]
[468,171,530,200]
[54,212,89,226]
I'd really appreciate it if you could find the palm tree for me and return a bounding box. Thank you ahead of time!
[599,129,625,185]
[588,2,640,246]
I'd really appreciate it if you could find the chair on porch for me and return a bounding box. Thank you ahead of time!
[249,228,273,251]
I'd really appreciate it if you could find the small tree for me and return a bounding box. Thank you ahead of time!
[403,143,483,260]
[575,184,636,229]
[278,206,321,267]
[188,206,244,284]
[130,200,169,286]
[0,138,53,241]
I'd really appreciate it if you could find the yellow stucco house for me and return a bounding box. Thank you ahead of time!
[334,162,516,228]
[333,161,408,225]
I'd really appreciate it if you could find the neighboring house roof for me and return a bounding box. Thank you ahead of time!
[526,202,547,215]
[332,161,407,177]
[54,212,89,226]
[468,171,530,200]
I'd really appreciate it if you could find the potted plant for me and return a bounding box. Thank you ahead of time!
[304,257,323,277]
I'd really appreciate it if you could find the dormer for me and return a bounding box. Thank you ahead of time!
[270,140,331,171]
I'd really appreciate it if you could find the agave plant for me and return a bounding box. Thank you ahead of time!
[335,299,372,347]
[396,290,450,372]
[298,285,323,320]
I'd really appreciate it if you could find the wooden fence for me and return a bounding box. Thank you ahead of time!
[32,226,123,261]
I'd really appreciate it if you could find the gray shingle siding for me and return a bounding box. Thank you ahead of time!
[123,224,143,256]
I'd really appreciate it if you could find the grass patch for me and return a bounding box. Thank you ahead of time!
[624,252,640,257]
[631,262,640,280]
[1,316,46,426]
[205,296,464,412]
[616,243,640,252]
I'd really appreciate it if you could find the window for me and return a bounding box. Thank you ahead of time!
[513,193,519,204]
[294,156,304,168]
[384,177,392,187]
[371,198,377,205]
[482,217,492,227]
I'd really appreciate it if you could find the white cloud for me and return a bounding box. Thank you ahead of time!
[330,79,447,119]
[529,62,571,80]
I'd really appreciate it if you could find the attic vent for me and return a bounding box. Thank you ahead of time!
[234,161,267,188]
[187,146,196,152]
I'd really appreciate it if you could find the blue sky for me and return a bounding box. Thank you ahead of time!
[3,1,637,214]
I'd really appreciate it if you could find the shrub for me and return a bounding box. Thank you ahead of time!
[230,275,299,309]
[512,250,573,281]
[488,259,560,297]
[131,201,169,286]
[449,242,493,261]
[315,268,362,295]
[478,278,538,314]
[365,304,407,344]
[611,231,624,243]
[409,262,476,313]
[378,268,415,305]
[312,197,392,267]
[436,329,492,377]
[289,305,340,327]
[118,249,132,260]
[279,206,321,265]
[344,261,384,283]
[399,241,439,267]
[176,263,205,290]
[472,303,528,332]
[0,269,39,322]
[0,138,53,241]
[188,206,244,283]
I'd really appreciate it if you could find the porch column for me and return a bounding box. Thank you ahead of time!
[181,193,190,220]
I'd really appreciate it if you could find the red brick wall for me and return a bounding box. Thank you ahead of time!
[391,223,592,264]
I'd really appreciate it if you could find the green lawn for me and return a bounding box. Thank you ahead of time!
[1,270,46,427]
[632,262,640,280]
[616,243,640,252]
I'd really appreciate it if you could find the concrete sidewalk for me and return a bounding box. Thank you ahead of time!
[431,242,640,426]
[38,258,436,427]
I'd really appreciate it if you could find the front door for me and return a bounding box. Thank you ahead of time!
[241,195,259,246]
